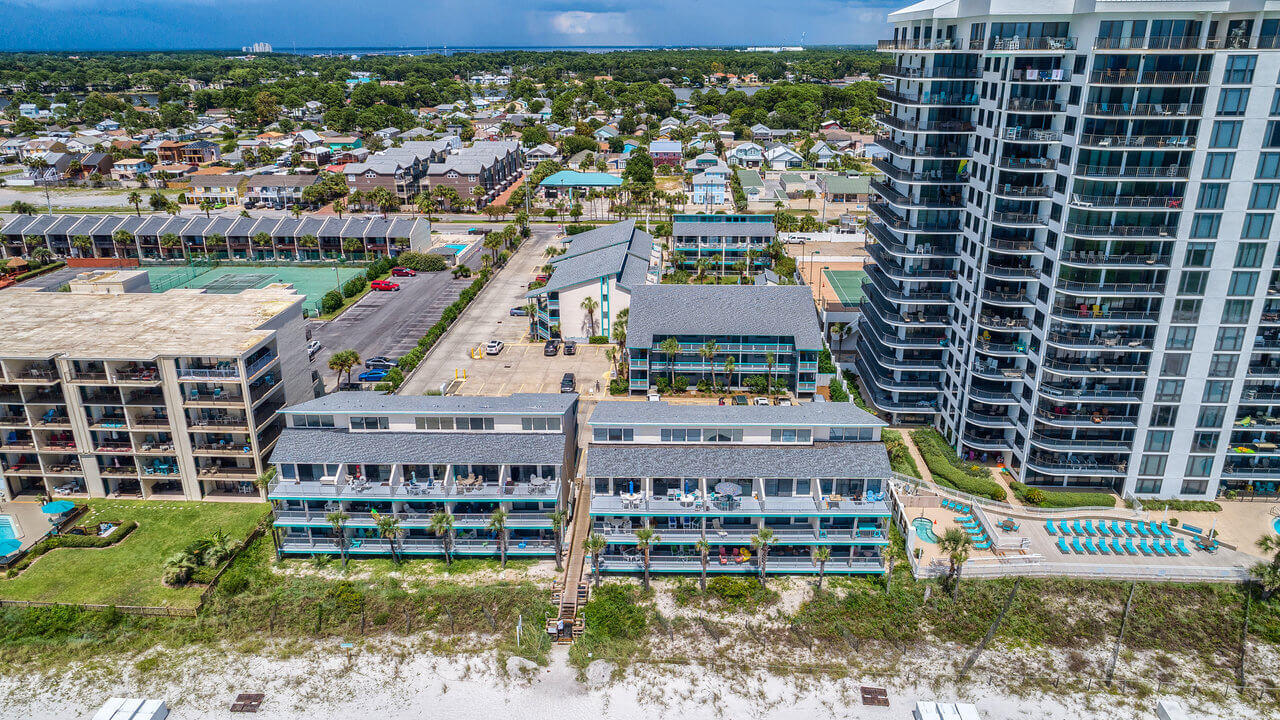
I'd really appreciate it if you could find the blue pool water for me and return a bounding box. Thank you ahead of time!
[443,243,469,254]
[1273,517,1280,534]
[912,517,939,543]
[0,516,16,541]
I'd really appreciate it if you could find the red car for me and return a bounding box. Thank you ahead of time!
[370,280,400,291]
[391,267,416,277]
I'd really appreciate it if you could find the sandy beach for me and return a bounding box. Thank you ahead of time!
[2,636,1273,720]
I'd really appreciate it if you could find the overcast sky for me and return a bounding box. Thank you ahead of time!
[0,0,897,51]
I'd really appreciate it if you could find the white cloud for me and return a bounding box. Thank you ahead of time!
[548,10,632,37]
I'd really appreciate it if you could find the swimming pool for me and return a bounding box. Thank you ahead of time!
[0,516,16,541]
[443,243,469,254]
[912,517,939,543]
[1273,516,1280,534]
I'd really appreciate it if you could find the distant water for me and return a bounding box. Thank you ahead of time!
[282,45,697,56]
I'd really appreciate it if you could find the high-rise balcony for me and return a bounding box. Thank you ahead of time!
[989,211,1047,228]
[1082,102,1203,117]
[1063,223,1176,239]
[1050,304,1160,325]
[1092,35,1201,50]
[876,114,975,134]
[870,179,964,209]
[984,262,1039,279]
[1008,68,1072,83]
[1088,70,1211,85]
[980,288,1036,307]
[1029,433,1133,452]
[857,334,946,371]
[986,237,1044,254]
[1025,455,1127,476]
[872,158,970,184]
[864,265,952,303]
[973,337,1028,357]
[865,222,958,258]
[1040,357,1148,377]
[975,313,1031,332]
[1002,128,1063,143]
[878,87,979,107]
[1068,193,1185,210]
[878,38,966,51]
[1076,164,1189,179]
[965,409,1017,428]
[879,64,982,80]
[867,253,955,284]
[993,184,1053,200]
[1005,97,1063,113]
[961,432,1013,451]
[1045,331,1153,351]
[998,157,1056,172]
[868,203,960,234]
[1034,408,1139,428]
[1054,279,1165,297]
[860,296,949,329]
[982,36,1076,51]
[1059,250,1171,269]
[875,135,970,158]
[1077,134,1194,150]
[1038,384,1144,403]
[969,387,1019,404]
[970,360,1027,382]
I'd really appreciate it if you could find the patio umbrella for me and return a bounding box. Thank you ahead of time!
[0,539,20,557]
[40,500,75,515]
[714,482,742,497]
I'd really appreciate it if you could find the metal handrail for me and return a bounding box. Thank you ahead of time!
[1088,70,1210,84]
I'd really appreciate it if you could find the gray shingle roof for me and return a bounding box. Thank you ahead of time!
[585,442,891,479]
[528,220,653,296]
[273,429,567,465]
[627,285,823,349]
[281,391,576,415]
[672,220,775,238]
[588,400,885,427]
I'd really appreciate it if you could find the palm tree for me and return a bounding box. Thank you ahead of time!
[252,231,271,261]
[765,351,777,398]
[938,527,973,597]
[813,546,831,594]
[430,510,455,566]
[111,229,137,259]
[373,513,401,563]
[548,508,567,572]
[695,536,711,593]
[333,198,346,219]
[199,199,214,218]
[751,528,775,587]
[611,308,628,347]
[829,321,847,350]
[159,233,181,260]
[581,296,599,337]
[634,526,659,591]
[695,257,711,281]
[327,510,351,568]
[583,532,607,588]
[488,507,510,568]
[71,234,93,258]
[659,336,681,388]
[700,340,719,392]
[723,356,736,391]
[802,188,816,210]
[127,190,142,216]
[327,349,360,388]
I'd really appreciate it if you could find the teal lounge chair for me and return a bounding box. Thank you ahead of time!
[1072,520,1085,535]
[1097,521,1111,537]
[1096,538,1110,555]
[1071,537,1084,553]
[1124,538,1137,555]
[974,541,991,550]
[1057,520,1071,535]
[1110,521,1123,536]
[1175,538,1190,556]
[1110,537,1124,554]
[1086,538,1100,553]
[1046,520,1057,535]
[1151,540,1167,556]
[1123,521,1136,537]
[1162,539,1177,555]
[1135,522,1151,537]
[1138,539,1153,556]
[1057,537,1071,553]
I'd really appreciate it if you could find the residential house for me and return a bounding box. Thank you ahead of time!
[188,174,244,206]
[735,168,766,201]
[808,140,838,167]
[728,142,764,168]
[818,174,871,208]
[95,119,120,132]
[690,172,728,206]
[649,140,683,167]
[244,174,321,207]
[625,284,821,395]
[267,393,578,560]
[585,401,891,576]
[764,144,804,170]
[525,143,561,164]
[525,220,656,341]
[109,158,153,182]
[593,126,619,142]
[684,153,721,173]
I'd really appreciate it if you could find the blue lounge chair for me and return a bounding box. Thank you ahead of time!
[1086,538,1101,554]
[1096,538,1110,555]
[1138,539,1154,556]
[1135,522,1151,538]
[1123,521,1136,537]
[1175,538,1190,556]
[1072,520,1085,535]
[1070,537,1084,553]
[1110,537,1124,554]
[1162,539,1177,555]
[1057,520,1071,535]
[974,541,991,550]
[1158,522,1171,538]
[1046,520,1057,535]
[1057,537,1071,553]
[1110,521,1123,537]
[1151,540,1167,556]
[1124,538,1137,555]
[1097,521,1111,537]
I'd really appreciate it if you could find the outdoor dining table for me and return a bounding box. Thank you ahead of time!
[529,477,548,491]
[620,491,642,507]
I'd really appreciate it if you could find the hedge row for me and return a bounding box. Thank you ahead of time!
[394,251,449,272]
[385,268,494,391]
[827,375,849,402]
[909,428,1007,501]
[1011,480,1116,508]
[5,520,138,577]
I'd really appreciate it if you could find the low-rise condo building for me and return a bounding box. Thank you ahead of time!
[267,393,578,559]
[670,214,776,274]
[585,401,891,575]
[626,285,823,396]
[0,286,314,501]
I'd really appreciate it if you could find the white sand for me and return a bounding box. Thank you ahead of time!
[0,639,1269,720]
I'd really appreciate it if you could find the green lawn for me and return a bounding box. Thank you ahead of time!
[0,499,266,608]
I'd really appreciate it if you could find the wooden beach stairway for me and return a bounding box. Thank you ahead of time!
[547,460,593,643]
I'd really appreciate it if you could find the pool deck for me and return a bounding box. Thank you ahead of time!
[0,499,54,556]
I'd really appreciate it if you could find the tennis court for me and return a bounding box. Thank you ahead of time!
[142,264,366,313]
[824,269,868,306]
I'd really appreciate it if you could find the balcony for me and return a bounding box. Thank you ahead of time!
[961,432,1013,451]
[985,263,1039,279]
[1082,102,1202,117]
[1040,357,1148,377]
[1059,251,1170,269]
[859,298,949,330]
[6,367,58,385]
[993,184,1052,199]
[879,64,981,79]
[588,491,890,517]
[177,364,240,382]
[1088,70,1210,85]
[989,211,1046,228]
[876,114,974,134]
[597,554,885,575]
[1025,456,1126,476]
[1050,305,1160,324]
[274,509,553,530]
[1009,68,1072,83]
[67,372,109,385]
[984,36,1076,51]
[998,157,1056,172]
[245,352,278,379]
[966,410,1016,428]
[1054,279,1164,297]
[592,524,888,545]
[973,338,1027,356]
[1092,36,1201,50]
[870,179,963,209]
[878,87,978,107]
[864,266,952,303]
[874,135,970,159]
[1034,409,1138,428]
[1005,97,1063,113]
[968,387,1018,403]
[1068,193,1185,210]
[1002,128,1062,143]
[865,224,958,258]
[986,237,1043,254]
[1029,433,1132,451]
[878,38,966,52]
[1064,223,1175,239]
[868,202,960,234]
[1045,331,1152,351]
[1076,165,1189,179]
[970,361,1027,382]
[975,313,1031,331]
[279,535,556,557]
[1077,134,1194,150]
[872,158,970,184]
[980,289,1035,306]
[184,391,246,406]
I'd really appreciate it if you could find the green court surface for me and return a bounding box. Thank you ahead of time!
[824,269,868,306]
[142,264,366,313]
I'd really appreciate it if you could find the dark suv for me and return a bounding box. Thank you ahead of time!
[544,339,560,356]
[560,372,576,393]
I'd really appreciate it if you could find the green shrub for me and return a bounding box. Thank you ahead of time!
[704,576,778,609]
[588,335,610,344]
[321,290,343,314]
[827,376,849,402]
[393,251,448,272]
[882,429,920,478]
[672,375,689,392]
[342,275,368,298]
[565,224,602,235]
[580,584,648,640]
[1131,499,1222,512]
[910,429,1007,501]
[1010,480,1115,508]
[609,377,629,394]
[818,348,836,374]
[7,520,138,574]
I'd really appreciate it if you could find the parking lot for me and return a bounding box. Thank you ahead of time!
[399,225,614,398]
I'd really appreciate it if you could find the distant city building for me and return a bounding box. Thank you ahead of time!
[241,42,273,53]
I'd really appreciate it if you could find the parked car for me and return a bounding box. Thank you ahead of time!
[391,267,416,277]
[560,372,576,393]
[563,340,577,355]
[544,340,560,356]
[754,397,771,406]
[364,356,397,370]
[509,306,529,317]
[485,340,504,355]
[357,369,389,382]
[306,340,322,359]
[731,395,748,406]
[534,273,550,283]
[370,280,400,291]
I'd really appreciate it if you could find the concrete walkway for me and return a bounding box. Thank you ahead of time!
[892,427,933,483]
